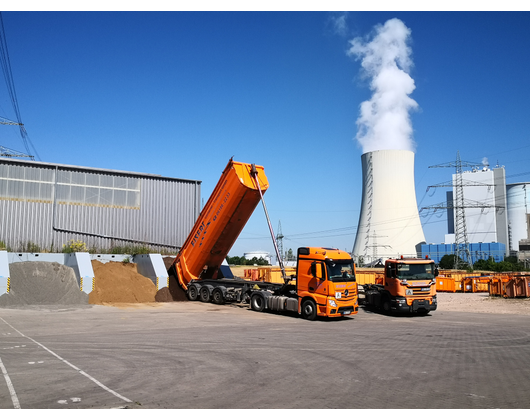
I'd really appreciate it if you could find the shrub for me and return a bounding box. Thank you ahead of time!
[62,239,88,253]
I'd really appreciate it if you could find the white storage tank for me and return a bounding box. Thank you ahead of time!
[506,182,530,252]
[243,251,271,264]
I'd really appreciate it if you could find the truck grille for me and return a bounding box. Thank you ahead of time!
[338,289,356,299]
[412,289,430,296]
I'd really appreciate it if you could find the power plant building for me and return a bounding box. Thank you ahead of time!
[425,166,530,263]
[444,166,509,256]
[0,157,201,253]
[352,149,426,263]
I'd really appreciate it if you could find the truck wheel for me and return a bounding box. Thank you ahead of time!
[188,284,200,301]
[250,294,265,312]
[301,299,317,321]
[382,296,391,314]
[212,287,225,305]
[199,286,211,303]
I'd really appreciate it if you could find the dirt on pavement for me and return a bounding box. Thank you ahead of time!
[437,292,530,315]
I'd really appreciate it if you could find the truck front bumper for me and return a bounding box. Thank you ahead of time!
[319,298,359,317]
[391,296,437,314]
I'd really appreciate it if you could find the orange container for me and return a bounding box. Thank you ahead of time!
[504,276,530,298]
[489,277,504,296]
[462,277,490,293]
[436,277,456,292]
[435,277,467,293]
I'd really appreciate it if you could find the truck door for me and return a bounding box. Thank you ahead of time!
[307,262,326,295]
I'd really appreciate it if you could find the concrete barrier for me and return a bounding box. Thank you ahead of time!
[134,254,169,290]
[0,251,9,295]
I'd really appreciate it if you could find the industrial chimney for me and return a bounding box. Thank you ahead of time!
[352,149,426,264]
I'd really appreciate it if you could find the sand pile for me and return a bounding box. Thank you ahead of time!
[0,258,189,307]
[0,261,89,307]
[154,257,188,302]
[89,260,157,305]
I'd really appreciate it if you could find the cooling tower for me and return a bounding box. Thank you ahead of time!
[352,149,426,263]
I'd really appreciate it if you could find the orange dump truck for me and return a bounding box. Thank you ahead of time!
[170,158,358,320]
[359,257,437,314]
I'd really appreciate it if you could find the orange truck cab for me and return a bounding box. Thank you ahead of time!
[294,247,358,319]
[246,246,358,320]
[361,257,437,314]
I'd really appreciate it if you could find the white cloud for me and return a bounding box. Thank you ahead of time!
[329,12,349,36]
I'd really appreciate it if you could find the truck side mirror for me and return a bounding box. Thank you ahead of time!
[311,262,323,279]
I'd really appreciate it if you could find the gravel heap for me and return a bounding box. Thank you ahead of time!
[0,261,89,307]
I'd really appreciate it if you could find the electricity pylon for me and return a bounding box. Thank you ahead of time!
[423,151,499,269]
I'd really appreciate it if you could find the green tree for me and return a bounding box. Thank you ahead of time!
[439,254,470,270]
[495,260,514,272]
[473,257,496,271]
[248,257,269,266]
[285,248,295,261]
[226,255,244,265]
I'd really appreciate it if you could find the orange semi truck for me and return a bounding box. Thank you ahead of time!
[359,257,437,314]
[169,158,358,320]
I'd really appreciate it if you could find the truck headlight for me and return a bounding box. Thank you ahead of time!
[405,289,413,295]
[328,299,337,307]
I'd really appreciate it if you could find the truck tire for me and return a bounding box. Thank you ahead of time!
[382,295,391,314]
[301,299,317,321]
[250,293,266,312]
[187,284,200,301]
[212,287,225,305]
[199,286,212,303]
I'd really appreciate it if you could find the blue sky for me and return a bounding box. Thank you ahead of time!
[1,10,530,259]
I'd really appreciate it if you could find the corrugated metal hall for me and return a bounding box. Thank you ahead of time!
[0,157,201,253]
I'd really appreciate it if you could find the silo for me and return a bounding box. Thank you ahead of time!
[506,183,530,252]
[352,149,426,263]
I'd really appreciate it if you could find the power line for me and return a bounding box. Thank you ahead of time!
[0,12,40,161]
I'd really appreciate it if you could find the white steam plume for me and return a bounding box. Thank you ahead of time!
[348,18,418,154]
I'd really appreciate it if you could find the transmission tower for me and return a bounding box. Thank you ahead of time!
[276,220,284,262]
[423,151,500,269]
[0,145,34,160]
[0,118,34,160]
[366,231,390,266]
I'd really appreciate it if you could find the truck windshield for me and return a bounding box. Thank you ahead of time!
[326,260,356,282]
[396,263,436,280]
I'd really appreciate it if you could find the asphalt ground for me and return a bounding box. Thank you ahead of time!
[1,302,530,409]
